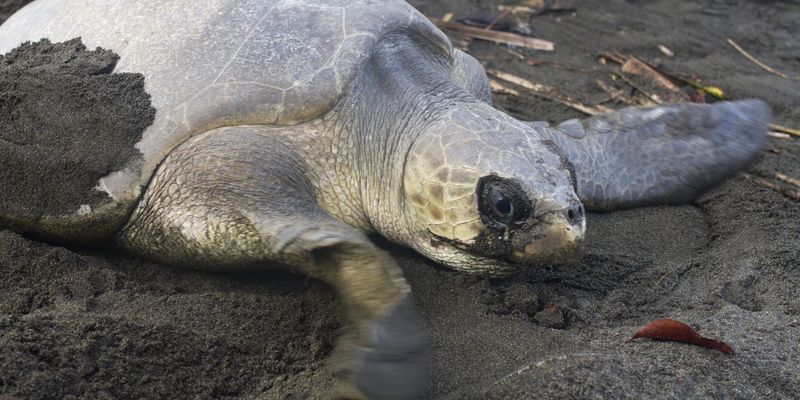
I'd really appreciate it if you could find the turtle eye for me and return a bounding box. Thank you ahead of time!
[478,176,531,227]
[489,187,514,219]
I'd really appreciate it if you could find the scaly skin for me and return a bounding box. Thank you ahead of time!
[268,31,585,276]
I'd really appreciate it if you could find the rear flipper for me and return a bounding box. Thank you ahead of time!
[534,100,771,211]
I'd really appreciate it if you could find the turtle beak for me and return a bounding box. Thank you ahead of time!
[513,202,586,265]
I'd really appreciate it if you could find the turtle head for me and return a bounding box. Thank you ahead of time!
[402,106,585,277]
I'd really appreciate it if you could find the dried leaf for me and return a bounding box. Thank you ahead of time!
[620,57,686,104]
[689,90,707,104]
[629,319,734,354]
[598,51,728,101]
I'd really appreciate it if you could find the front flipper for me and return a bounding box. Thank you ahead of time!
[120,126,429,400]
[533,100,771,210]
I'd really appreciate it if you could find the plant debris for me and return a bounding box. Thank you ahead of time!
[598,51,728,103]
[767,131,792,140]
[498,0,576,15]
[770,124,800,138]
[487,69,610,115]
[743,173,800,202]
[619,57,686,104]
[727,38,799,81]
[629,319,734,354]
[430,18,554,51]
[775,172,800,190]
[657,44,674,57]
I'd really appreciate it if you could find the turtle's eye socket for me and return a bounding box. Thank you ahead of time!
[478,176,532,227]
[489,187,513,219]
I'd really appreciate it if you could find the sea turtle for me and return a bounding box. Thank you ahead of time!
[0,0,769,398]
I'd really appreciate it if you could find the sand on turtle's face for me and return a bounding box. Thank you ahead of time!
[0,1,799,399]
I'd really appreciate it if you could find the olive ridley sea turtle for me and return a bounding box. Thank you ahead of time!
[0,0,770,398]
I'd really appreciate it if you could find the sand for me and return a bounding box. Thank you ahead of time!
[1,0,799,399]
[0,38,153,221]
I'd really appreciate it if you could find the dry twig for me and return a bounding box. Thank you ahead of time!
[489,79,521,97]
[485,10,511,31]
[769,124,800,138]
[743,173,800,201]
[657,45,674,57]
[727,38,799,80]
[776,173,800,189]
[526,58,599,72]
[498,0,575,14]
[487,69,611,115]
[767,132,792,140]
[595,79,639,106]
[431,19,554,51]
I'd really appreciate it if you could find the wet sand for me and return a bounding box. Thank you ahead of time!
[1,1,799,398]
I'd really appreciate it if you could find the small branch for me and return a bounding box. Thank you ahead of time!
[485,10,511,31]
[527,58,600,72]
[489,79,521,97]
[615,73,662,106]
[595,79,638,106]
[770,123,800,138]
[657,44,674,58]
[743,173,800,201]
[727,38,798,80]
[776,173,800,190]
[497,5,539,14]
[767,131,792,140]
[487,69,612,115]
[431,19,554,51]
[654,264,688,287]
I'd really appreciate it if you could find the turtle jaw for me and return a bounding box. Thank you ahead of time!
[418,204,587,278]
[414,219,586,278]
[510,208,586,267]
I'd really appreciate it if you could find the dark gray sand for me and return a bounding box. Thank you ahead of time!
[1,1,799,399]
[0,0,26,23]
[0,38,153,222]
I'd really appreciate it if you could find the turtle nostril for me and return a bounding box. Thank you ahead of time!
[565,203,584,226]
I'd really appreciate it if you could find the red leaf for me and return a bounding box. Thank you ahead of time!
[629,319,734,354]
[690,90,707,103]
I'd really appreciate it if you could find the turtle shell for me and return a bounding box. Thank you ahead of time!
[0,0,452,243]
